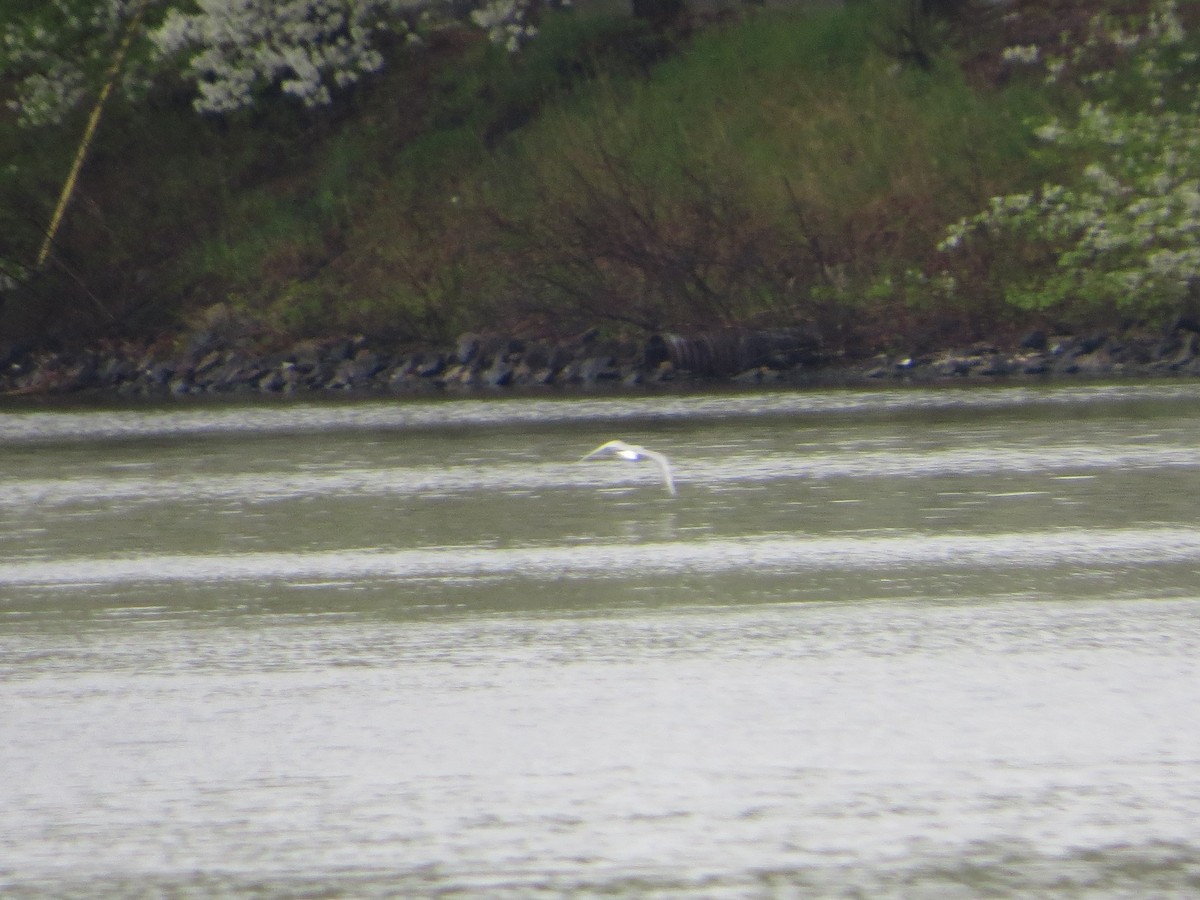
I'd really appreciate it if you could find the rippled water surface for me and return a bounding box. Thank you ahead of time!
[3,384,1200,897]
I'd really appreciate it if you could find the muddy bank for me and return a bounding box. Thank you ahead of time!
[4,321,1200,399]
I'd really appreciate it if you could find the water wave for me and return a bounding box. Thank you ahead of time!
[3,527,1198,588]
[2,440,1199,508]
[3,383,1200,444]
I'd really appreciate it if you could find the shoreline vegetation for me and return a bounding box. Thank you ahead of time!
[3,0,1200,399]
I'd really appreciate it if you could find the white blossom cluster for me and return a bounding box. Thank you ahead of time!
[150,0,415,113]
[939,0,1200,318]
[470,0,539,53]
[999,44,1039,66]
[999,0,1186,87]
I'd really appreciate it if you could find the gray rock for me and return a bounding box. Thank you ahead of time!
[519,342,554,371]
[290,341,323,373]
[1074,332,1108,356]
[573,355,617,385]
[1169,333,1198,369]
[937,355,977,377]
[455,333,481,365]
[646,327,823,377]
[483,361,514,387]
[412,352,446,378]
[976,354,1013,377]
[1020,330,1048,351]
[732,366,768,385]
[1073,350,1114,374]
[193,350,225,376]
[96,354,135,385]
[328,350,385,388]
[257,368,287,392]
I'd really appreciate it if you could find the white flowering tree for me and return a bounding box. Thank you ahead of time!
[937,1,1200,322]
[1,0,544,126]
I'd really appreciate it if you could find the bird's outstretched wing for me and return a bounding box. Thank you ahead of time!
[579,440,676,496]
[638,448,677,496]
[579,439,631,462]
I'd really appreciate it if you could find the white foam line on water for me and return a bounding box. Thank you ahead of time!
[3,443,1200,508]
[2,527,1198,587]
[2,383,1199,444]
[704,443,1200,482]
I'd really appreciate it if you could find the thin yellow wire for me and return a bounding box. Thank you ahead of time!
[36,0,153,270]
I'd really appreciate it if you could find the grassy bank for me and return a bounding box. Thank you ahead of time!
[2,0,1197,359]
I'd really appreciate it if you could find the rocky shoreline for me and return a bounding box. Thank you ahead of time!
[4,321,1200,400]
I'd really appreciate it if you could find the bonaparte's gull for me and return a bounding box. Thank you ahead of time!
[580,440,677,496]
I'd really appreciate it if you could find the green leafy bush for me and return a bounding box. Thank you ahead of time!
[938,1,1200,324]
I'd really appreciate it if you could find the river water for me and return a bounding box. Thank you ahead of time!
[2,383,1200,897]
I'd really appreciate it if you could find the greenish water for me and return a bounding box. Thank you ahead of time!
[2,384,1200,896]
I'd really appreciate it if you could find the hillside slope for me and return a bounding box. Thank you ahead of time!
[1,0,1197,378]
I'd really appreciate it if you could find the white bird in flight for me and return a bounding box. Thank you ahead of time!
[580,439,677,496]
